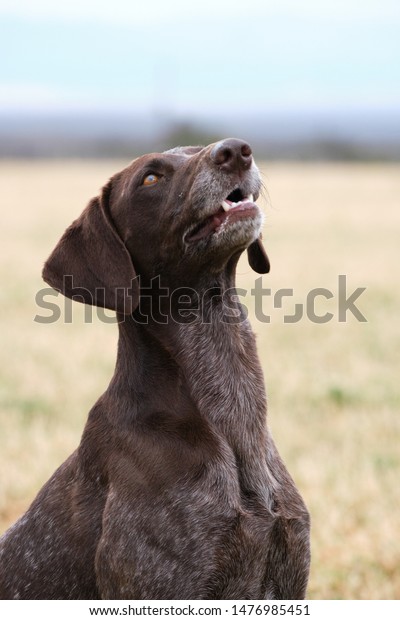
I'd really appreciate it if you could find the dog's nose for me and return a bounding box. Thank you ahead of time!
[210,138,253,173]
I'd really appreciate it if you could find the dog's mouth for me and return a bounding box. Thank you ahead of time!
[185,188,259,244]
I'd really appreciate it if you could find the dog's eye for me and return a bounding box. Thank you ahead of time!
[142,174,160,186]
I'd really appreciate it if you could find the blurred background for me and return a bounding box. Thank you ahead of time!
[1,0,399,600]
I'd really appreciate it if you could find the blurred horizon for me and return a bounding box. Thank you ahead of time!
[1,108,400,159]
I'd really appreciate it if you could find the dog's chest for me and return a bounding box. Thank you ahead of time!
[95,453,279,600]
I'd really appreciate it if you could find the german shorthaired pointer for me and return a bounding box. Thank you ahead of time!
[0,139,310,599]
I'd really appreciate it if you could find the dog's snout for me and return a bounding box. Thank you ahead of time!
[211,138,253,173]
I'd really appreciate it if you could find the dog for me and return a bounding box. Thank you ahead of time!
[0,139,310,599]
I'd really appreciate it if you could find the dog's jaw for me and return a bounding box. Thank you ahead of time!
[184,163,263,251]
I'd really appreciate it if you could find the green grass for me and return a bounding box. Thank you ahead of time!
[1,160,399,598]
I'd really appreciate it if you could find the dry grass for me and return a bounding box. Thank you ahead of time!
[0,159,399,599]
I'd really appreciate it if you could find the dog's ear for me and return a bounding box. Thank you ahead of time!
[42,179,138,315]
[247,236,270,274]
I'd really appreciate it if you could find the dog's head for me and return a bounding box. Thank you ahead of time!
[43,139,270,315]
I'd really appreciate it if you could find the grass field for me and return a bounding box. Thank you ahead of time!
[0,159,399,599]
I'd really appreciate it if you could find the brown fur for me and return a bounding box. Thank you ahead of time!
[0,139,310,599]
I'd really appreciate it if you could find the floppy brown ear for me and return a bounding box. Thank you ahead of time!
[247,236,270,274]
[42,179,138,315]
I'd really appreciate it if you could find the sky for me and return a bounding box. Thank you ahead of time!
[1,0,400,118]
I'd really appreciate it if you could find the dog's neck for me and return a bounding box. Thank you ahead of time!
[115,267,268,417]
[167,298,270,502]
[112,268,271,504]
